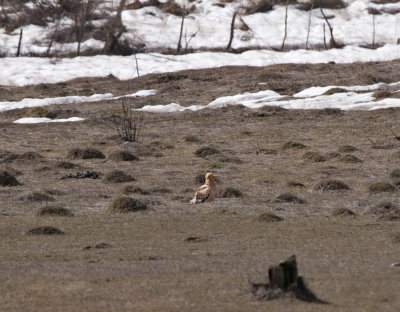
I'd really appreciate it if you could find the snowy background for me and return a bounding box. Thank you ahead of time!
[2,0,400,119]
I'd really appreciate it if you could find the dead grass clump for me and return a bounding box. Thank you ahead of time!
[221,187,243,198]
[255,212,283,222]
[109,150,139,161]
[244,0,274,14]
[24,192,55,202]
[38,206,74,217]
[298,0,347,10]
[3,151,44,163]
[151,188,172,194]
[367,182,397,194]
[24,107,57,118]
[340,154,362,163]
[282,141,306,150]
[194,146,220,157]
[378,210,400,221]
[331,208,356,217]
[314,179,350,191]
[0,170,21,187]
[184,135,201,143]
[162,0,196,16]
[302,151,326,162]
[109,197,148,213]
[373,90,392,100]
[56,161,79,169]
[390,169,400,179]
[104,170,136,183]
[338,145,358,153]
[322,87,347,95]
[273,193,306,204]
[68,148,105,159]
[287,181,305,188]
[122,184,150,195]
[367,202,398,215]
[26,226,65,235]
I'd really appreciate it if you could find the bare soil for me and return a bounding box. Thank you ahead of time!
[2,60,400,311]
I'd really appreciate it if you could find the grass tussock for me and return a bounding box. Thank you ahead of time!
[122,184,150,195]
[378,210,400,221]
[26,226,64,235]
[314,179,350,191]
[390,169,400,179]
[338,145,358,153]
[108,150,139,161]
[104,170,136,183]
[37,206,74,217]
[367,202,398,215]
[282,141,306,150]
[322,87,347,96]
[331,208,356,217]
[68,148,105,159]
[302,151,326,162]
[221,187,243,198]
[273,193,306,204]
[109,197,148,213]
[340,154,362,163]
[194,146,220,158]
[23,192,55,202]
[56,161,79,169]
[255,212,284,222]
[367,182,396,194]
[0,170,21,187]
[287,181,305,188]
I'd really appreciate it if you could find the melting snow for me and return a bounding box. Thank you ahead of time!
[13,117,85,124]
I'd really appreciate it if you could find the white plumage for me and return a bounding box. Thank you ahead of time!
[190,173,217,204]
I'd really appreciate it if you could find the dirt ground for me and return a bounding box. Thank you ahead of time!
[1,60,400,311]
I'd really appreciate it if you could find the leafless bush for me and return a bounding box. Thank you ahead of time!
[102,99,144,142]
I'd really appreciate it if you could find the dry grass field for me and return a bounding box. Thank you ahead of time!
[2,61,400,311]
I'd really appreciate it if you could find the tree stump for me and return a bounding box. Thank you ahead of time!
[251,255,326,303]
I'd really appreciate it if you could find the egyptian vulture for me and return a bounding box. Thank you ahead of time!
[190,172,217,204]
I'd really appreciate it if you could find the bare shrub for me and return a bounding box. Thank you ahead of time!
[101,99,144,142]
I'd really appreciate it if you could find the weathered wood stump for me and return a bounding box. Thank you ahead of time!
[251,255,326,303]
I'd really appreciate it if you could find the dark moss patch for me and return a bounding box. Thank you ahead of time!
[104,170,136,183]
[68,148,105,159]
[331,208,356,217]
[282,141,306,150]
[38,206,74,217]
[314,179,350,191]
[26,226,64,235]
[194,146,220,157]
[109,197,148,213]
[255,212,284,222]
[221,187,243,198]
[338,145,358,153]
[108,150,139,161]
[273,193,306,204]
[367,182,396,193]
[0,170,21,186]
[23,192,55,202]
[340,154,362,163]
[302,151,326,162]
[122,184,150,195]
